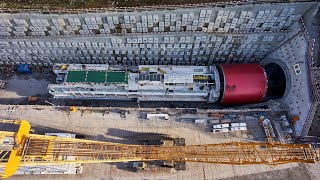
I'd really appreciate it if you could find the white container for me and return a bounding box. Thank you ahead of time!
[213,128,229,133]
[195,119,207,123]
[213,123,230,129]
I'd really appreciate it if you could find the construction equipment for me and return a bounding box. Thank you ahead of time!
[208,113,225,118]
[0,120,319,178]
[0,80,5,89]
[27,96,38,102]
[261,119,276,143]
[292,115,300,122]
[69,106,77,112]
[193,75,209,80]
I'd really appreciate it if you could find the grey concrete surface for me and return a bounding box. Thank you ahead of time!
[261,20,313,135]
[223,163,320,180]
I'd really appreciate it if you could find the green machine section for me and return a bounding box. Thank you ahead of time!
[66,70,128,84]
[106,72,128,84]
[86,71,106,83]
[66,71,87,82]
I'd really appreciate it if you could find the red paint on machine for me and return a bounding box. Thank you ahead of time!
[220,64,268,104]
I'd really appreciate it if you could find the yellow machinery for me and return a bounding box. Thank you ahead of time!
[69,106,77,112]
[0,120,319,178]
[193,75,209,80]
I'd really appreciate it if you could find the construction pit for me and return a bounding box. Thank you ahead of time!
[0,0,319,179]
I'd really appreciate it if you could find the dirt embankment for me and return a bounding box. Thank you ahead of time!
[2,0,233,10]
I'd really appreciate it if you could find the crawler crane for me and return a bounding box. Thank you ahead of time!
[0,120,319,178]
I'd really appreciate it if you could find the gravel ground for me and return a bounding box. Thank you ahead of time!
[223,163,320,180]
[0,105,300,180]
[0,72,53,105]
[1,0,231,10]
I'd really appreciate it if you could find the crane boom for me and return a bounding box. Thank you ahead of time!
[0,120,319,178]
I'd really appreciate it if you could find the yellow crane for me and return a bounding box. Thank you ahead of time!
[0,120,319,178]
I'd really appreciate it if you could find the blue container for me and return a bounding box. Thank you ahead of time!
[17,64,32,74]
